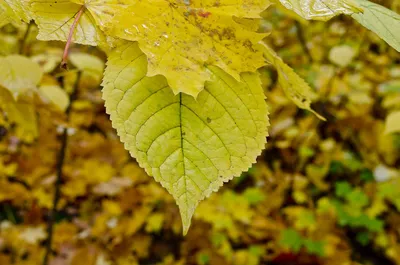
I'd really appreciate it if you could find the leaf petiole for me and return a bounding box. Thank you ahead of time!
[61,5,85,69]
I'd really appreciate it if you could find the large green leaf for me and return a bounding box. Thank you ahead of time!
[102,41,269,234]
[352,0,400,52]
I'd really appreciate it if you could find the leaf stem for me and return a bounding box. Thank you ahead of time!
[61,5,85,69]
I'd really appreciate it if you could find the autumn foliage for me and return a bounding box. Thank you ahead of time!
[1,0,400,265]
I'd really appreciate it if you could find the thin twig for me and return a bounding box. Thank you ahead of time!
[42,72,81,265]
[19,22,34,55]
[294,21,312,62]
[42,121,67,265]
[61,5,85,69]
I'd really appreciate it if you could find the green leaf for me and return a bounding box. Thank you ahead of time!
[197,253,210,265]
[296,210,316,229]
[343,151,363,171]
[279,229,303,253]
[260,42,325,120]
[346,189,369,208]
[329,160,345,175]
[102,41,269,234]
[335,181,352,198]
[378,179,400,211]
[243,187,266,205]
[356,232,370,246]
[352,0,400,52]
[249,245,264,257]
[0,55,43,99]
[303,239,325,257]
[360,168,374,182]
[360,215,384,232]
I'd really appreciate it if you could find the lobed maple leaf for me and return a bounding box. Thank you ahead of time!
[99,0,271,97]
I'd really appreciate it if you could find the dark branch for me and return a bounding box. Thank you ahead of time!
[19,21,34,55]
[42,72,81,265]
[294,21,312,62]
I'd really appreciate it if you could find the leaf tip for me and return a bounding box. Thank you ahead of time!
[177,195,198,236]
[180,206,194,236]
[309,108,326,121]
[182,220,191,236]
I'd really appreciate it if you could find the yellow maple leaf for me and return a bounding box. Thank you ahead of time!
[99,0,270,97]
[0,5,12,28]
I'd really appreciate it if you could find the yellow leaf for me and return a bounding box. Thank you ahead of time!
[145,213,165,233]
[0,88,39,142]
[0,0,32,24]
[274,0,363,21]
[96,255,112,265]
[39,85,70,112]
[260,42,325,120]
[27,0,106,46]
[0,5,12,28]
[69,52,105,74]
[271,1,309,24]
[328,45,357,67]
[71,247,97,265]
[366,198,387,217]
[18,226,47,244]
[102,0,270,97]
[0,55,42,99]
[31,48,64,73]
[15,102,39,141]
[102,200,122,216]
[102,42,269,234]
[81,159,115,184]
[352,0,400,52]
[33,188,53,208]
[69,52,105,83]
[69,0,128,28]
[384,111,400,134]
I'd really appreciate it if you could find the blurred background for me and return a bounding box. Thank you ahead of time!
[0,1,400,265]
